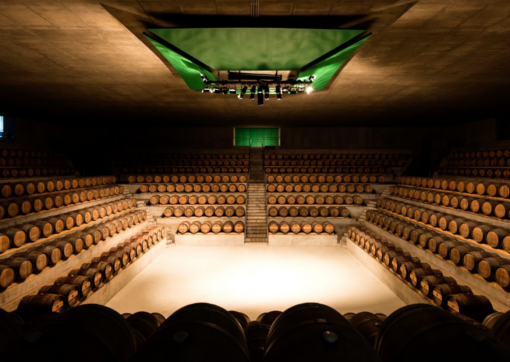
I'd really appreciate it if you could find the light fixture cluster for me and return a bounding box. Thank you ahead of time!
[200,74,316,106]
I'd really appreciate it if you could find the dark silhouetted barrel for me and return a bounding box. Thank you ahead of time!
[446,294,494,322]
[131,303,250,362]
[229,310,251,330]
[349,312,384,347]
[264,303,380,362]
[375,304,510,362]
[432,284,473,307]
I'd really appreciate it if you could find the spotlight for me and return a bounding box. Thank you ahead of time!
[276,85,282,100]
[257,86,264,106]
[229,86,237,94]
[202,86,210,93]
[200,73,209,83]
[290,87,297,94]
[264,84,270,100]
[221,87,229,94]
[309,75,316,82]
[298,85,305,92]
[282,87,289,93]
[306,86,313,95]
[238,86,248,99]
[250,85,256,100]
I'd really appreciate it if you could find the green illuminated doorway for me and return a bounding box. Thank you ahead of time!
[234,128,280,147]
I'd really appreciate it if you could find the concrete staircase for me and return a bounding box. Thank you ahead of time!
[245,148,268,244]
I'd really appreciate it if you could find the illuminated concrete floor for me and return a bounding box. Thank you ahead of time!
[106,245,406,319]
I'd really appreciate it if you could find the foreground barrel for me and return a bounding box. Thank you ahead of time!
[375,304,510,362]
[131,303,250,362]
[20,304,136,362]
[263,303,379,362]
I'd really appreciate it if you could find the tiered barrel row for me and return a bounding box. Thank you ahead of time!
[139,183,247,193]
[124,166,249,174]
[0,209,146,290]
[264,158,406,167]
[16,226,164,319]
[0,176,117,199]
[348,226,496,323]
[177,220,244,234]
[268,221,335,234]
[111,152,249,162]
[264,152,408,160]
[148,194,246,206]
[375,198,510,253]
[397,176,510,198]
[0,167,75,179]
[265,167,392,174]
[129,174,247,183]
[366,207,510,291]
[267,183,373,193]
[268,206,350,218]
[268,194,363,205]
[390,185,510,220]
[163,206,245,218]
[267,174,386,183]
[0,185,125,221]
[0,198,137,254]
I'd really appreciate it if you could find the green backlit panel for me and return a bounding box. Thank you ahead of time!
[235,128,279,147]
[298,35,370,91]
[148,28,364,71]
[145,34,216,91]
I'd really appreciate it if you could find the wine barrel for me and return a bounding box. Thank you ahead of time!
[290,222,301,234]
[478,257,510,280]
[215,206,225,217]
[68,267,103,289]
[229,310,251,330]
[375,304,510,362]
[54,276,92,297]
[419,275,457,297]
[178,221,190,234]
[234,221,244,233]
[349,312,384,348]
[447,294,494,322]
[409,268,443,287]
[264,303,379,362]
[17,294,65,320]
[223,221,234,234]
[279,221,290,234]
[269,221,279,234]
[200,221,212,234]
[432,284,473,307]
[38,284,80,308]
[399,261,430,280]
[13,251,47,272]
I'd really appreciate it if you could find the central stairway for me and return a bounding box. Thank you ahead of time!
[246,148,268,244]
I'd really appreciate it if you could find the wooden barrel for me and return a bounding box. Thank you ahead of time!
[214,206,225,217]
[38,284,80,308]
[178,221,190,234]
[269,221,279,234]
[0,265,15,288]
[478,257,510,280]
[447,294,494,322]
[278,222,290,234]
[201,221,212,234]
[311,222,323,233]
[264,303,379,362]
[462,250,494,272]
[163,207,173,217]
[432,284,472,307]
[409,268,443,287]
[54,275,92,298]
[301,222,312,234]
[419,276,457,297]
[289,222,301,234]
[399,261,430,280]
[375,304,508,362]
[322,222,334,234]
[68,267,103,289]
[131,303,249,362]
[234,221,244,233]
[308,207,319,217]
[450,245,482,265]
[349,312,384,348]
[17,294,65,320]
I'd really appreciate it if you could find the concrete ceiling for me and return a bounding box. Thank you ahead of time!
[0,0,509,127]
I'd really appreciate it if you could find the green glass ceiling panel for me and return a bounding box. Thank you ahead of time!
[297,35,370,91]
[235,128,279,147]
[148,28,364,71]
[144,33,216,91]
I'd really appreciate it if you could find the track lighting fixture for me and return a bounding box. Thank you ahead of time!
[264,84,270,100]
[257,86,264,106]
[212,88,221,94]
[306,86,313,94]
[238,86,248,99]
[250,85,256,100]
[202,86,210,93]
[282,87,289,93]
[290,87,297,94]
[298,85,305,92]
[200,73,209,83]
[229,87,237,94]
[221,87,229,94]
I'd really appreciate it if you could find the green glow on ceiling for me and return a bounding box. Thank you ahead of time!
[144,33,216,91]
[298,35,371,91]
[148,28,364,71]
